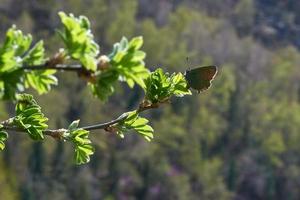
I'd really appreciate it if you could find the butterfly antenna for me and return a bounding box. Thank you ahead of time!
[186,57,191,71]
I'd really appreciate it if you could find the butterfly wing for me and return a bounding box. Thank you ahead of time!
[185,66,217,93]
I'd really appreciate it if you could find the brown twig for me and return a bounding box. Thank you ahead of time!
[0,114,129,140]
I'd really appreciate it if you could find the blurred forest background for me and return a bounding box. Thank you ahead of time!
[1,0,300,199]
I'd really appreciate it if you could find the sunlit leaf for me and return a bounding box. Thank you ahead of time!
[58,12,99,71]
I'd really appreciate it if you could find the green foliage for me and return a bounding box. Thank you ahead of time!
[23,41,57,94]
[0,12,199,166]
[109,36,149,88]
[0,69,23,100]
[262,132,286,166]
[114,111,154,141]
[13,94,48,140]
[65,120,94,165]
[0,26,29,100]
[90,36,149,101]
[144,68,191,103]
[2,25,32,58]
[58,12,99,71]
[0,26,57,100]
[0,127,8,150]
[89,70,119,101]
[23,41,45,66]
[2,1,300,199]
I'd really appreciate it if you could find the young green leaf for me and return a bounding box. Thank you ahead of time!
[68,120,80,131]
[0,26,32,100]
[89,70,119,101]
[13,94,48,140]
[22,41,58,94]
[114,111,154,141]
[23,41,46,66]
[171,72,193,96]
[74,144,94,165]
[144,68,191,103]
[58,12,99,71]
[0,130,8,150]
[128,36,143,51]
[109,36,150,89]
[66,120,94,165]
[0,26,59,99]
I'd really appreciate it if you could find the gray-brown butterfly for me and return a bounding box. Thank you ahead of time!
[185,66,218,93]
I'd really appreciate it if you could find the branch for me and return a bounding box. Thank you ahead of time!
[22,63,84,72]
[0,113,129,140]
[80,114,128,131]
[137,99,171,112]
[23,62,97,83]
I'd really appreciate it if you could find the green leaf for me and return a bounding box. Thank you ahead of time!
[71,129,91,145]
[114,111,154,141]
[24,70,57,94]
[0,26,34,100]
[74,144,94,165]
[23,41,46,65]
[15,94,35,114]
[2,25,32,57]
[131,117,149,127]
[144,68,191,103]
[66,120,94,165]
[89,36,149,101]
[22,40,57,93]
[89,70,119,101]
[0,130,8,150]
[13,94,48,140]
[171,72,192,96]
[108,36,149,89]
[0,69,24,100]
[128,36,143,51]
[58,12,99,71]
[68,120,80,131]
[0,26,57,100]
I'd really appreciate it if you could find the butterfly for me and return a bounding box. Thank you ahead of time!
[185,65,218,93]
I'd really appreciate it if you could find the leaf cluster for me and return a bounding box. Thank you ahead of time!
[24,41,57,94]
[0,26,57,100]
[58,12,99,71]
[13,94,48,140]
[90,37,150,101]
[144,68,191,104]
[114,111,154,141]
[0,125,8,150]
[0,12,204,165]
[65,120,94,165]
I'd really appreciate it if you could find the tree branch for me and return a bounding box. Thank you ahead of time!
[22,62,97,83]
[80,114,128,131]
[0,113,129,140]
[22,63,84,72]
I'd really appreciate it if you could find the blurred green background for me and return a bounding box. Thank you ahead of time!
[1,0,300,199]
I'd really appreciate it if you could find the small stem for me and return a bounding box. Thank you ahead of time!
[0,117,15,126]
[137,103,159,112]
[80,114,128,130]
[22,64,84,72]
[0,125,22,132]
[137,98,170,113]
